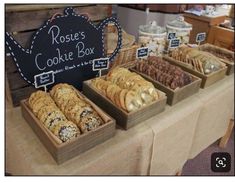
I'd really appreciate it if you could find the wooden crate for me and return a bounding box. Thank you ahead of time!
[83,78,167,130]
[5,4,112,107]
[130,66,202,106]
[20,93,116,164]
[198,43,234,75]
[163,56,227,88]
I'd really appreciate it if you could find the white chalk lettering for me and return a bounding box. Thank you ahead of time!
[48,25,60,45]
[34,48,74,71]
[76,41,95,58]
[35,53,46,71]
[48,25,86,45]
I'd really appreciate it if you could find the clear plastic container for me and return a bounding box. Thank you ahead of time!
[166,16,192,47]
[138,21,167,56]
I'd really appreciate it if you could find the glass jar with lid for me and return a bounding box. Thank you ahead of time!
[166,16,192,49]
[138,21,167,56]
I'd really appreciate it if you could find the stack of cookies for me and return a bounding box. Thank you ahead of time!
[28,91,79,142]
[50,84,104,133]
[91,67,159,112]
[135,56,193,90]
[169,46,226,74]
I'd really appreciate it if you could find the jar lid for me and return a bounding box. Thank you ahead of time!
[166,16,192,30]
[139,21,166,35]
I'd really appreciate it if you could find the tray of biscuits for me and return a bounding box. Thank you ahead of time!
[21,83,116,164]
[198,43,234,75]
[130,56,202,105]
[164,46,227,88]
[83,67,167,130]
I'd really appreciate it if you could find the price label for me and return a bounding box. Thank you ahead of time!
[34,71,55,91]
[196,32,206,43]
[92,57,109,76]
[169,38,180,48]
[136,47,149,59]
[167,32,176,40]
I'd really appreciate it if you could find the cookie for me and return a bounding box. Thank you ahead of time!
[53,121,80,142]
[125,90,142,112]
[78,114,103,133]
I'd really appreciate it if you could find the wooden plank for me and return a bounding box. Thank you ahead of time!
[207,26,234,51]
[11,86,36,106]
[21,96,116,164]
[83,80,167,130]
[5,75,13,109]
[5,56,17,74]
[6,4,89,12]
[184,13,226,25]
[10,31,35,48]
[219,119,234,148]
[6,5,112,32]
[7,71,30,90]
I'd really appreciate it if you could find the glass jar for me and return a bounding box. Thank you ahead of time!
[166,16,192,49]
[138,21,167,56]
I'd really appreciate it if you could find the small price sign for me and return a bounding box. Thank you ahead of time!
[167,32,176,40]
[169,38,180,48]
[92,57,109,77]
[196,32,206,44]
[34,71,55,91]
[136,47,149,59]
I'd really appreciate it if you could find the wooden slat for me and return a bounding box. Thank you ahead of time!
[6,4,89,12]
[10,31,35,48]
[5,75,13,109]
[6,5,112,32]
[6,56,17,73]
[7,71,30,91]
[11,86,36,106]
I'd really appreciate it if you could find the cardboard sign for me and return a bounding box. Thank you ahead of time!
[136,47,149,59]
[169,38,180,48]
[196,32,206,43]
[167,32,176,40]
[34,71,55,91]
[5,7,122,90]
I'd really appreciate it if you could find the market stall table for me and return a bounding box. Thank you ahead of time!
[5,75,234,175]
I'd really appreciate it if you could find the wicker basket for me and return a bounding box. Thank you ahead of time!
[106,24,140,69]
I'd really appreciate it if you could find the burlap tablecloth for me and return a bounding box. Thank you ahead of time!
[6,108,153,175]
[146,95,202,175]
[189,75,234,159]
[5,75,234,175]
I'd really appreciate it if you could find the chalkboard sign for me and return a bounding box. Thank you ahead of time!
[167,32,176,40]
[169,38,180,48]
[34,71,55,91]
[92,57,109,76]
[5,7,122,90]
[196,32,206,43]
[136,47,149,59]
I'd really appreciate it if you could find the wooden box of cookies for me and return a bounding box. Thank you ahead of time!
[130,57,202,105]
[20,84,116,164]
[83,67,167,130]
[198,43,234,75]
[164,47,228,88]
